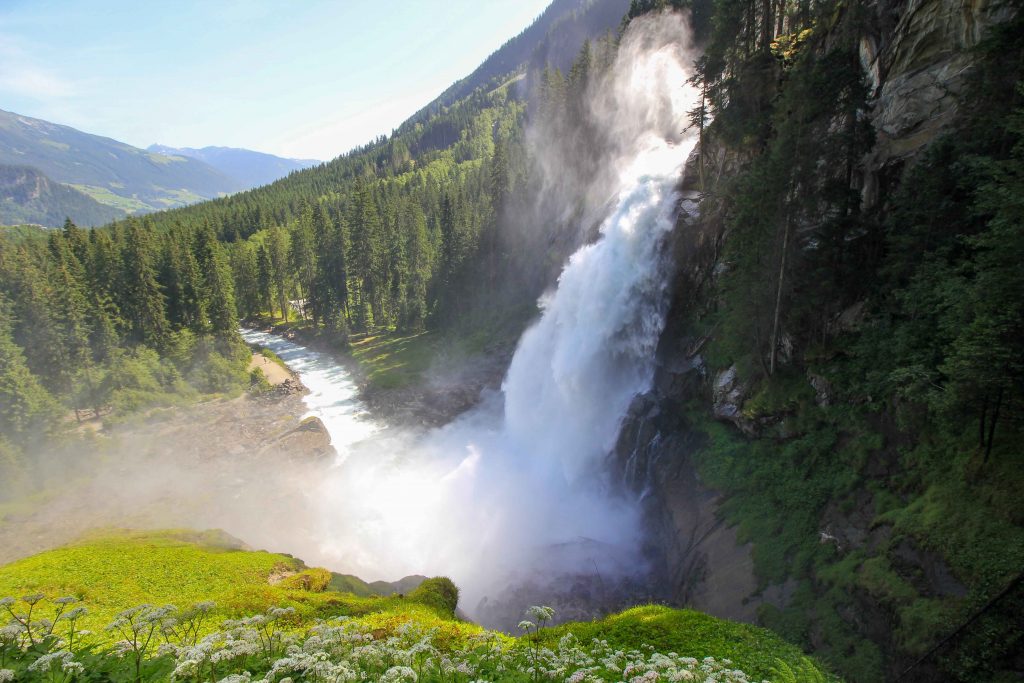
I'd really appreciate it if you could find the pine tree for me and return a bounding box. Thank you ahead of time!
[403,201,431,331]
[196,224,239,337]
[229,242,260,320]
[120,220,170,349]
[256,243,273,317]
[348,182,382,330]
[267,225,290,322]
[289,205,317,321]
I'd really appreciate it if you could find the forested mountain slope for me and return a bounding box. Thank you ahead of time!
[0,164,124,227]
[409,0,630,121]
[0,109,240,215]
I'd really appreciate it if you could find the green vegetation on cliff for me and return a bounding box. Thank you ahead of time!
[0,530,831,681]
[642,2,1024,681]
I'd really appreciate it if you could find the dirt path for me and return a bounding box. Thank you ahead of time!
[249,353,294,385]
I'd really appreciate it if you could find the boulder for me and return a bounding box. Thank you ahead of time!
[274,416,333,458]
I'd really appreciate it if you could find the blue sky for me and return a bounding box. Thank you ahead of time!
[0,0,552,160]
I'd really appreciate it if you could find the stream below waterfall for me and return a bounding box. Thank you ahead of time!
[239,328,380,460]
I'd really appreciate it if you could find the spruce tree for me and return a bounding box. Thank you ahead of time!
[120,220,170,349]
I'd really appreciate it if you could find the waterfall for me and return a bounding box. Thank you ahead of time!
[252,13,700,623]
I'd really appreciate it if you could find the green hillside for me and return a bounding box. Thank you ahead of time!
[0,164,125,227]
[0,529,831,681]
[0,109,240,213]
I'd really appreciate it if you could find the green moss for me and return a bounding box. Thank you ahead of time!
[407,577,459,614]
[743,369,815,419]
[277,567,332,592]
[856,557,918,605]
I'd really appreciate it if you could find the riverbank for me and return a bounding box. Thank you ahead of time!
[243,318,518,428]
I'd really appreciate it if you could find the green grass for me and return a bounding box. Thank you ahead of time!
[0,529,835,679]
[542,605,836,681]
[38,139,70,151]
[347,303,535,392]
[68,184,154,213]
[149,187,209,207]
[146,153,185,165]
[0,530,304,629]
[0,530,473,641]
[0,224,52,241]
[349,330,440,390]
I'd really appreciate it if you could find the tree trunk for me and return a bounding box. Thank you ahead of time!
[984,388,1003,463]
[979,395,989,450]
[769,216,792,376]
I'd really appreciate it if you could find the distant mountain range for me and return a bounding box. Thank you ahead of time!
[0,108,320,227]
[147,145,319,191]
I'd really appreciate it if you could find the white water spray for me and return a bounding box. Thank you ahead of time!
[254,14,700,618]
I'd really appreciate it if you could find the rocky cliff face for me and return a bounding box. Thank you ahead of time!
[861,0,1015,203]
[611,0,1018,677]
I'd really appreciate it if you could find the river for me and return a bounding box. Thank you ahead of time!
[239,328,380,461]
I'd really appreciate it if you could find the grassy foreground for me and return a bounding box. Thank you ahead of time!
[0,530,833,681]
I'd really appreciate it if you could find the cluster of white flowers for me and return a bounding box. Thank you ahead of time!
[1,596,774,683]
[26,649,85,679]
[0,594,87,654]
[157,610,765,683]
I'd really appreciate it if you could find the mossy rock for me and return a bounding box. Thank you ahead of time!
[278,567,332,592]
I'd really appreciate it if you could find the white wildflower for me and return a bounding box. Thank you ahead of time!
[217,674,252,683]
[28,649,80,673]
[380,665,417,682]
[526,605,555,623]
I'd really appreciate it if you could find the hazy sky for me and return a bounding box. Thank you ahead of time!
[0,0,552,161]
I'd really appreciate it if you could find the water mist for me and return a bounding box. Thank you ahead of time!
[260,13,700,624]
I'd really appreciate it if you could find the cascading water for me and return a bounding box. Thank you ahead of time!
[252,14,700,623]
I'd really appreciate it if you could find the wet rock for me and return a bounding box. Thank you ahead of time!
[809,373,834,407]
[712,365,759,435]
[611,392,763,626]
[893,537,968,598]
[273,416,333,458]
[253,377,307,400]
[649,449,760,623]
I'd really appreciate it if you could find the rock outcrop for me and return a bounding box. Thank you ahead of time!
[271,416,333,459]
[861,0,1016,204]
